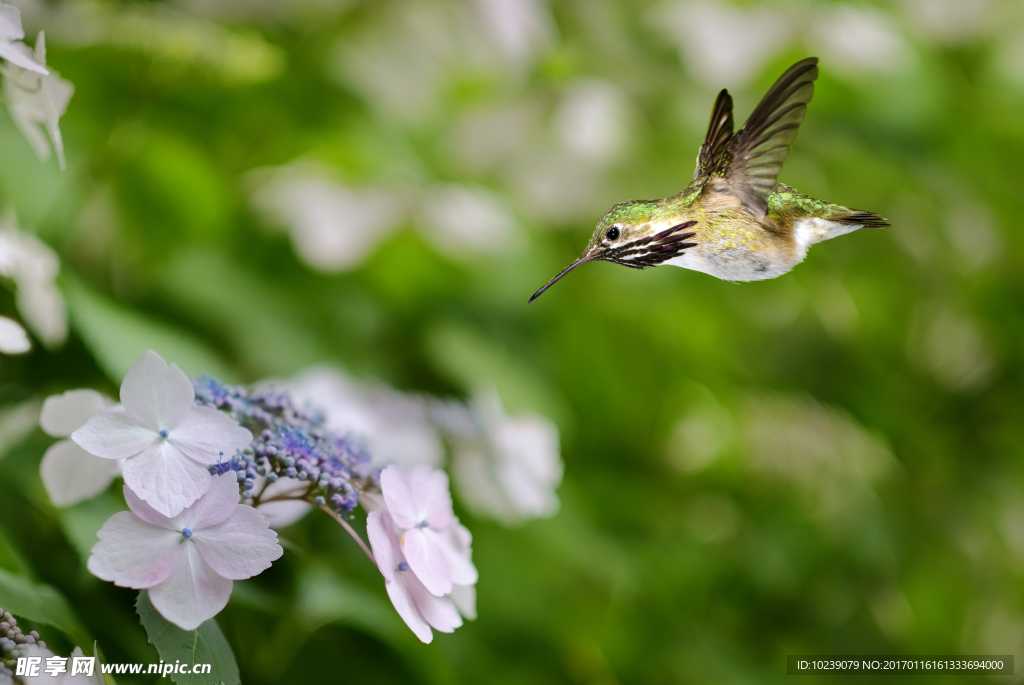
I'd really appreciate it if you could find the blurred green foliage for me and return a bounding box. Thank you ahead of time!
[1,0,1023,682]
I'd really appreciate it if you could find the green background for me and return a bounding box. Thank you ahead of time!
[1,0,1023,682]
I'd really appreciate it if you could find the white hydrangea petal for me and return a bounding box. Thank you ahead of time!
[0,315,29,354]
[119,351,195,432]
[169,406,253,465]
[430,524,478,586]
[0,39,47,75]
[123,484,177,530]
[177,472,240,530]
[254,475,313,528]
[366,511,397,582]
[380,465,418,529]
[40,439,117,507]
[148,543,232,631]
[380,464,454,530]
[121,440,212,517]
[194,506,282,579]
[402,527,452,597]
[40,389,107,437]
[72,409,157,460]
[406,569,462,633]
[449,583,477,620]
[16,278,67,347]
[7,103,51,161]
[386,577,432,643]
[0,5,25,41]
[407,465,454,530]
[256,499,312,529]
[87,511,180,588]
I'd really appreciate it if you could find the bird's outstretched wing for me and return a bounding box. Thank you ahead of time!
[692,89,734,182]
[712,57,819,217]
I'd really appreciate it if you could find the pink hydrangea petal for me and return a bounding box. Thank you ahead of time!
[178,472,241,531]
[366,511,397,582]
[169,406,253,466]
[380,465,418,530]
[39,389,107,437]
[121,441,212,517]
[449,583,477,620]
[148,543,232,631]
[194,506,282,580]
[39,439,117,507]
[123,484,176,529]
[428,526,478,586]
[402,527,452,597]
[386,577,432,644]
[87,511,180,588]
[119,351,195,432]
[405,569,462,633]
[407,465,453,530]
[72,410,156,460]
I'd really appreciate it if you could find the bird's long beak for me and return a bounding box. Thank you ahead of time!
[528,254,592,303]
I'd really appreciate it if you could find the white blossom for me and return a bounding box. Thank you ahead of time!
[0,3,47,74]
[249,164,404,272]
[0,315,29,354]
[39,389,121,507]
[366,511,470,644]
[87,474,282,630]
[1,31,73,169]
[0,211,67,348]
[379,465,478,598]
[72,351,253,517]
[452,389,562,523]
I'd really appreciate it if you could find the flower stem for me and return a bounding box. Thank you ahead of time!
[318,505,375,564]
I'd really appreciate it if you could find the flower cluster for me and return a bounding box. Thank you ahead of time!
[0,609,46,682]
[368,465,477,643]
[191,375,374,515]
[37,351,514,643]
[0,614,101,685]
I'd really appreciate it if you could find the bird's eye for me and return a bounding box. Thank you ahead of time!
[605,226,620,241]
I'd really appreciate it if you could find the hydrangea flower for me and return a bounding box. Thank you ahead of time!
[452,389,562,523]
[72,351,252,516]
[39,389,121,507]
[87,474,282,630]
[379,465,478,597]
[1,31,73,169]
[0,315,28,354]
[366,511,465,644]
[0,211,67,348]
[0,3,47,74]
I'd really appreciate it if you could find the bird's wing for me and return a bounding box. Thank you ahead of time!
[713,57,819,217]
[692,89,734,182]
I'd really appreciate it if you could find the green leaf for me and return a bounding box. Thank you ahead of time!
[0,568,91,647]
[64,277,236,384]
[135,591,240,685]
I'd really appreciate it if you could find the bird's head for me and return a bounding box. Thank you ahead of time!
[529,200,698,302]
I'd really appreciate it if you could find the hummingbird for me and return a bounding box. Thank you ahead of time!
[529,57,887,302]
